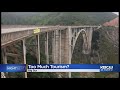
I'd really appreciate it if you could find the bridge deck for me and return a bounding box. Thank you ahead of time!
[1,25,100,34]
[2,27,47,34]
[1,25,101,47]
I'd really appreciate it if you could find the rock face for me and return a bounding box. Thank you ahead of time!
[103,17,119,27]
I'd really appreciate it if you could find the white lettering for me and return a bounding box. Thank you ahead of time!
[37,65,49,69]
[50,65,68,69]
[7,66,17,70]
[28,65,36,69]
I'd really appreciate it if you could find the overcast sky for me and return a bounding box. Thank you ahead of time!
[113,12,119,15]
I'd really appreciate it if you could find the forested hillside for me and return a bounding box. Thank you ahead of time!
[1,12,117,25]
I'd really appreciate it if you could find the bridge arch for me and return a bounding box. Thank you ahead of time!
[71,28,88,59]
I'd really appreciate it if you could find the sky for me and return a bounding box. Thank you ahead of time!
[112,12,119,15]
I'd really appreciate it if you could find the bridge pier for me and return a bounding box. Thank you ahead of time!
[60,27,72,78]
[52,31,55,63]
[55,30,60,64]
[59,30,61,64]
[61,29,69,64]
[36,34,40,64]
[68,27,72,78]
[22,39,27,78]
[45,32,49,64]
[52,30,61,64]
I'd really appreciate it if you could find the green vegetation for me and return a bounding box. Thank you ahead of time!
[98,27,118,64]
[1,12,117,25]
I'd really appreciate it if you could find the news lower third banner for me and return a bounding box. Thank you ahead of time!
[0,64,120,72]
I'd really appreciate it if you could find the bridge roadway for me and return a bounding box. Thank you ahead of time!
[1,25,101,47]
[1,25,100,34]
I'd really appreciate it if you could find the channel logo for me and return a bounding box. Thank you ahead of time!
[6,65,26,72]
[100,66,113,72]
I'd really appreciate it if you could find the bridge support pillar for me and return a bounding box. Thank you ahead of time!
[45,32,49,64]
[52,31,55,63]
[51,30,62,77]
[52,30,60,64]
[60,27,72,78]
[55,30,60,64]
[36,34,40,64]
[22,39,27,78]
[59,30,61,64]
[68,26,72,78]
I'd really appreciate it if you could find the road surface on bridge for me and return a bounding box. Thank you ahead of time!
[1,25,101,47]
[1,26,48,34]
[1,25,101,34]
